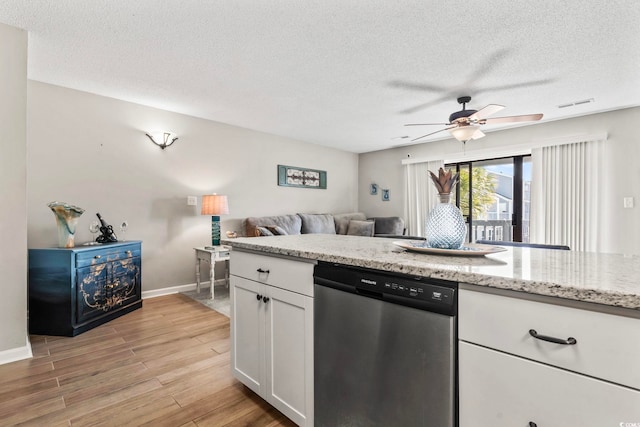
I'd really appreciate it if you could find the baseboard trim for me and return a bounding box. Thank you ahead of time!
[0,340,33,365]
[142,282,211,299]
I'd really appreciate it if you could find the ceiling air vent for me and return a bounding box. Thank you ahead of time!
[558,98,595,109]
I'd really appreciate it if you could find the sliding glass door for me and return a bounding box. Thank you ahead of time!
[448,155,531,243]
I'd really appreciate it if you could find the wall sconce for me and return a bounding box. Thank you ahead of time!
[201,194,229,248]
[146,131,178,149]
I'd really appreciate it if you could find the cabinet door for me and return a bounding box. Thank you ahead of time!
[110,257,141,308]
[265,285,314,427]
[230,276,265,395]
[76,263,109,324]
[76,257,141,325]
[459,341,640,427]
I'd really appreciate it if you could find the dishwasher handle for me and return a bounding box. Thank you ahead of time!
[355,287,383,299]
[314,276,357,294]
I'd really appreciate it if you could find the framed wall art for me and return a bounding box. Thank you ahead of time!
[277,165,327,189]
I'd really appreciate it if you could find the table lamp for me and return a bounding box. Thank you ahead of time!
[201,194,229,248]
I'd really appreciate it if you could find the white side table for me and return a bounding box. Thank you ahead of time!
[194,246,231,299]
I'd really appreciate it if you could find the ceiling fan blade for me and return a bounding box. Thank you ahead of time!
[476,78,556,94]
[411,126,456,142]
[468,104,505,121]
[399,93,456,115]
[404,122,450,126]
[462,48,511,86]
[388,80,450,93]
[482,113,543,125]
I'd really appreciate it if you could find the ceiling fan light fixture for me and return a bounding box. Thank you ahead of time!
[449,125,484,143]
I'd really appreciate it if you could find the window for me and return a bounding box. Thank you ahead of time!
[446,155,531,243]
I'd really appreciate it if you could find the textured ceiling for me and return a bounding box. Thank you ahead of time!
[1,1,639,153]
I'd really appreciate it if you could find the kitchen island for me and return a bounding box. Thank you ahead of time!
[223,234,640,427]
[223,233,640,311]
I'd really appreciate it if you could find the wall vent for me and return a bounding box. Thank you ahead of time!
[558,98,595,108]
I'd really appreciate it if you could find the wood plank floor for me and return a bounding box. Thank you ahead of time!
[0,294,296,427]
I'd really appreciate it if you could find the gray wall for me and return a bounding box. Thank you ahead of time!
[0,24,28,355]
[359,107,640,255]
[27,81,359,292]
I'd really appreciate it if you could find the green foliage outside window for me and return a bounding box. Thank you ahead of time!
[457,167,497,219]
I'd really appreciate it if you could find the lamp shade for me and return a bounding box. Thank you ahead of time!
[449,125,485,143]
[201,194,229,216]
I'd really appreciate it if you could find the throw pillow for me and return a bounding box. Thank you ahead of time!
[265,225,288,235]
[347,220,375,237]
[298,213,337,234]
[255,226,274,236]
[333,212,367,234]
[334,217,350,235]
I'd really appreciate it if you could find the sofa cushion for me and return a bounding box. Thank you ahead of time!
[244,214,302,237]
[298,213,336,234]
[370,216,406,236]
[333,212,367,234]
[347,220,375,237]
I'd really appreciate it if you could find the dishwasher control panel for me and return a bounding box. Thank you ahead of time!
[360,276,455,307]
[314,262,457,315]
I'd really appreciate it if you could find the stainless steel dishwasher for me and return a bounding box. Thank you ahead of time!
[314,262,457,427]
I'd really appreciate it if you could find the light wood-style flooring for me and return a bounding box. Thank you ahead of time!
[0,294,296,426]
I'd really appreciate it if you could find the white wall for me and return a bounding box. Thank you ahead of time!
[359,107,640,255]
[0,23,28,358]
[27,82,359,291]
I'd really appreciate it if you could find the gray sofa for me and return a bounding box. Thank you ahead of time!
[243,212,417,238]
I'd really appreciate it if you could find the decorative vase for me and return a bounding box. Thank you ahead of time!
[425,193,467,250]
[48,201,85,248]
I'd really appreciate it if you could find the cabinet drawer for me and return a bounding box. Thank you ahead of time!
[76,244,141,268]
[230,250,314,297]
[459,342,640,426]
[459,288,640,390]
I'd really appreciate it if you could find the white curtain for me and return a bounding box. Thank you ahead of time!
[530,139,604,252]
[404,160,444,236]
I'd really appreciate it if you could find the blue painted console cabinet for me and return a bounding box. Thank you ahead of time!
[28,241,142,336]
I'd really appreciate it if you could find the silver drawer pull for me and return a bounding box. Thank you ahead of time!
[94,255,101,259]
[529,329,577,345]
[256,268,270,274]
[126,251,132,256]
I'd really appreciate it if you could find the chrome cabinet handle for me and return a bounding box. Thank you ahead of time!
[529,329,577,345]
[94,255,101,259]
[256,268,270,274]
[126,250,132,256]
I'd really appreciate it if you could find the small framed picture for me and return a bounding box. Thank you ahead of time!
[382,189,390,201]
[370,183,378,195]
[277,165,327,189]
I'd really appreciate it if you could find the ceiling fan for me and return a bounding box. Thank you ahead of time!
[405,96,543,143]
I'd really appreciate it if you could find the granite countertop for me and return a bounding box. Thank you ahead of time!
[222,234,640,311]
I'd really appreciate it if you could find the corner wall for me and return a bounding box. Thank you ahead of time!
[359,107,640,255]
[27,82,359,291]
[0,23,29,360]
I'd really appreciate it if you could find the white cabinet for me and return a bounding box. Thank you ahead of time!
[459,287,640,427]
[460,341,640,426]
[230,250,314,427]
